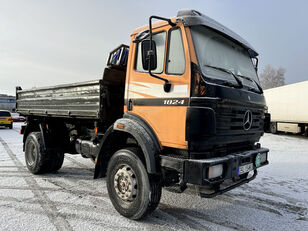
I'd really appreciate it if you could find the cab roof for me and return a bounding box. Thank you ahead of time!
[132,9,258,57]
[176,10,258,57]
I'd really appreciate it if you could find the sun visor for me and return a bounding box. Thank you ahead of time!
[177,9,258,57]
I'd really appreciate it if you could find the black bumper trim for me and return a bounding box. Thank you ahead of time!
[197,170,257,198]
[161,147,269,187]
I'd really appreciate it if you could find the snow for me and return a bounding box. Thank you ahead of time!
[0,123,307,230]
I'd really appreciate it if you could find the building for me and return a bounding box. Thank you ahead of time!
[0,94,16,112]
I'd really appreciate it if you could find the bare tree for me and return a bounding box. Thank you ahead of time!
[259,64,286,89]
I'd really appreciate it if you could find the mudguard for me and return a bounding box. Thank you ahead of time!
[94,116,161,178]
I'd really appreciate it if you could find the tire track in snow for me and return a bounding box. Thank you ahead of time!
[158,203,250,231]
[226,192,307,217]
[0,184,108,198]
[43,177,110,198]
[0,165,20,168]
[0,200,127,230]
[212,194,283,216]
[64,156,94,172]
[244,179,305,204]
[0,185,58,191]
[0,171,93,178]
[155,206,212,231]
[0,136,73,231]
[0,195,107,215]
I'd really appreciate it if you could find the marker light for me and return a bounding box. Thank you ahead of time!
[117,124,125,129]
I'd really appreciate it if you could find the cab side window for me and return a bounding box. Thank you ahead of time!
[166,28,185,75]
[135,32,167,73]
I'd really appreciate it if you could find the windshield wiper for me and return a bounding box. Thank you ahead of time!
[236,74,263,94]
[203,64,243,88]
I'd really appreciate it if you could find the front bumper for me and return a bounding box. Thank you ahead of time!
[0,122,12,126]
[161,147,269,197]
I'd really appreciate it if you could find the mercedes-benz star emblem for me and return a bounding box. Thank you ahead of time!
[243,110,253,130]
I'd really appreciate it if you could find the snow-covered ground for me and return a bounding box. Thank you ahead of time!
[0,123,307,231]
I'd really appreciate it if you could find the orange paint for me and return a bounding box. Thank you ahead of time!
[125,23,191,149]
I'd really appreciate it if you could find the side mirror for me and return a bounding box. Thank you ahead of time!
[141,40,157,71]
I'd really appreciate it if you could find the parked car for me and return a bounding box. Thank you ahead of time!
[0,110,13,129]
[11,113,26,122]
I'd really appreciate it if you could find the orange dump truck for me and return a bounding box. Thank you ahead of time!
[16,10,269,219]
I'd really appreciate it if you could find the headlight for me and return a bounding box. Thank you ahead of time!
[255,153,267,167]
[208,164,223,179]
[260,153,267,163]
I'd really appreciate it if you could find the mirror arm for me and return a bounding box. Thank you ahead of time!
[149,15,176,28]
[255,57,259,72]
[148,70,171,92]
[253,57,259,72]
[148,15,175,92]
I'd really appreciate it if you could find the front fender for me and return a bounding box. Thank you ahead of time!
[113,118,161,174]
[94,117,161,178]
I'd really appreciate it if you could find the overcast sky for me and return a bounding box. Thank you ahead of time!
[1,0,307,95]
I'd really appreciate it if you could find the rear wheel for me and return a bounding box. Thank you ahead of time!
[8,124,13,129]
[25,132,64,174]
[106,148,161,220]
[50,150,64,172]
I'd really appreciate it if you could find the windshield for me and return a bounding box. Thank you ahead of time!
[0,111,11,117]
[190,26,260,90]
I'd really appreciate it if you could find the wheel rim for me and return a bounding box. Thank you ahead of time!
[26,141,37,166]
[114,164,137,202]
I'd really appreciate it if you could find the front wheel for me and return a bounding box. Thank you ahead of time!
[106,148,161,220]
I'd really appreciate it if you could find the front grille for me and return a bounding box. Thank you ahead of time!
[216,104,264,136]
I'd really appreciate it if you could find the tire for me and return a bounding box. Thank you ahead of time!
[50,150,64,172]
[9,124,13,129]
[106,148,162,220]
[270,122,277,134]
[25,132,64,174]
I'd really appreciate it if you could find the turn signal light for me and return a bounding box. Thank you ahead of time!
[117,124,125,129]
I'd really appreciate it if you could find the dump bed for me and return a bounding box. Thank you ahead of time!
[16,80,102,119]
[16,65,126,123]
[16,45,128,121]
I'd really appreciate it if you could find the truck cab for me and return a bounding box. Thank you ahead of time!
[17,9,269,220]
[118,9,269,187]
[126,10,266,152]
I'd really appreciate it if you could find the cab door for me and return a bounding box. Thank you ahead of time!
[126,25,191,149]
